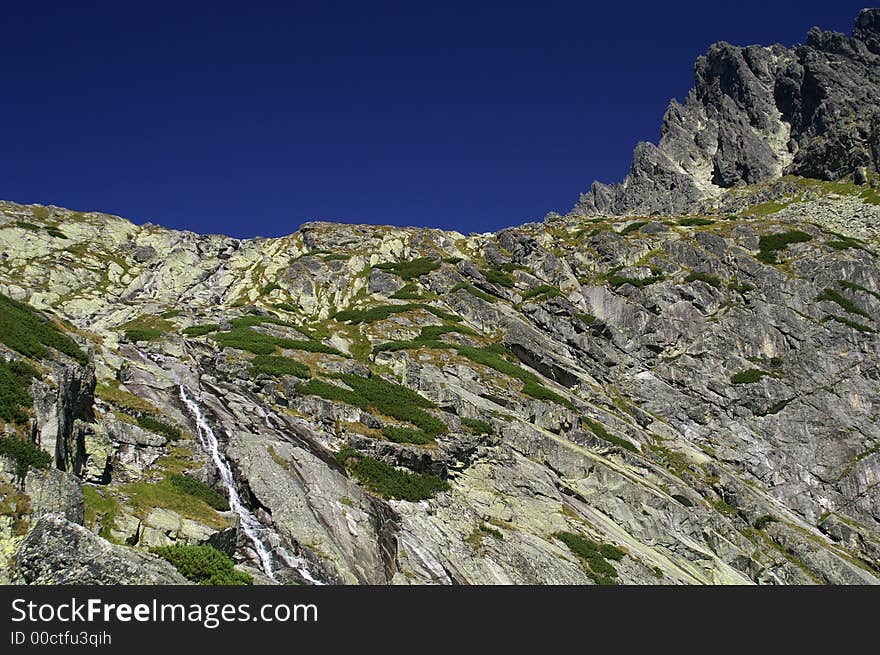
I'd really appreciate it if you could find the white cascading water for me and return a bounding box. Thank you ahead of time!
[178,385,323,584]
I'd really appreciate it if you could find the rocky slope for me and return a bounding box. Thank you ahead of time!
[1,172,880,585]
[573,8,880,217]
[1,11,880,586]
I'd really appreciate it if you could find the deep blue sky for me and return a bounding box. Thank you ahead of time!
[0,1,871,237]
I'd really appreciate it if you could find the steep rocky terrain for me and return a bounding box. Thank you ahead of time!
[574,9,880,217]
[1,11,880,586]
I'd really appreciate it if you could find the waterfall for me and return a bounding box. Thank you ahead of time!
[178,385,323,584]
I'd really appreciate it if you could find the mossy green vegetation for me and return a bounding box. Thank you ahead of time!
[582,417,637,452]
[0,292,88,364]
[136,415,182,442]
[520,285,561,301]
[298,374,447,436]
[390,283,424,299]
[554,531,625,585]
[0,359,39,424]
[606,269,664,289]
[677,217,716,227]
[619,220,648,235]
[214,327,344,356]
[823,313,876,333]
[381,425,434,445]
[149,544,252,585]
[119,475,227,529]
[0,435,52,479]
[730,368,770,384]
[449,282,497,303]
[482,268,514,287]
[182,323,220,337]
[334,303,459,324]
[169,473,229,511]
[250,354,310,379]
[753,514,778,530]
[373,257,440,280]
[460,417,495,435]
[335,446,449,501]
[685,271,722,288]
[816,288,872,320]
[82,484,119,538]
[756,230,812,264]
[839,280,880,302]
[96,382,162,415]
[124,328,164,342]
[160,310,182,319]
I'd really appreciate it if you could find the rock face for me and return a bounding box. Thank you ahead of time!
[574,8,880,216]
[15,515,188,584]
[1,12,880,587]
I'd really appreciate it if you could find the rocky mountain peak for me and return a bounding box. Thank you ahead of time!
[573,9,880,217]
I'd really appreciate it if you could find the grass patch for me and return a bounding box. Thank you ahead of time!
[0,359,39,424]
[554,531,624,585]
[449,283,497,303]
[149,544,252,585]
[520,285,561,301]
[742,200,791,217]
[96,382,162,415]
[334,303,459,324]
[606,269,664,289]
[250,354,310,379]
[482,268,514,287]
[685,271,721,288]
[335,447,449,501]
[82,485,119,538]
[160,310,182,319]
[373,257,440,280]
[182,323,220,337]
[460,417,495,435]
[390,284,424,299]
[583,417,637,452]
[677,217,716,227]
[816,288,872,320]
[823,314,876,333]
[756,230,812,264]
[214,327,343,356]
[619,220,648,235]
[169,473,229,511]
[136,415,182,442]
[124,328,163,342]
[730,368,770,384]
[754,514,778,530]
[0,435,51,480]
[299,374,446,435]
[0,292,88,364]
[381,425,434,445]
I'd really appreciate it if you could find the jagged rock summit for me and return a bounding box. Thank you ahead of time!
[573,8,880,217]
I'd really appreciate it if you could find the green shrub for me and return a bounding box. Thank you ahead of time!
[390,284,424,299]
[373,258,440,280]
[298,374,445,436]
[250,355,310,379]
[260,282,281,295]
[460,417,494,435]
[685,271,722,288]
[335,449,449,501]
[183,323,220,337]
[0,293,88,364]
[136,415,182,441]
[449,283,497,303]
[443,257,463,265]
[583,417,637,452]
[215,327,343,356]
[753,514,778,530]
[124,328,163,342]
[554,531,624,585]
[149,544,252,585]
[606,270,664,289]
[483,268,514,287]
[0,435,52,479]
[381,425,434,445]
[839,281,880,302]
[619,220,648,235]
[418,324,477,339]
[169,474,229,511]
[520,285,561,301]
[334,303,458,324]
[14,221,41,231]
[0,359,39,424]
[757,231,812,264]
[816,288,872,320]
[730,369,769,384]
[322,253,350,262]
[677,217,716,227]
[44,226,68,239]
[823,314,876,333]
